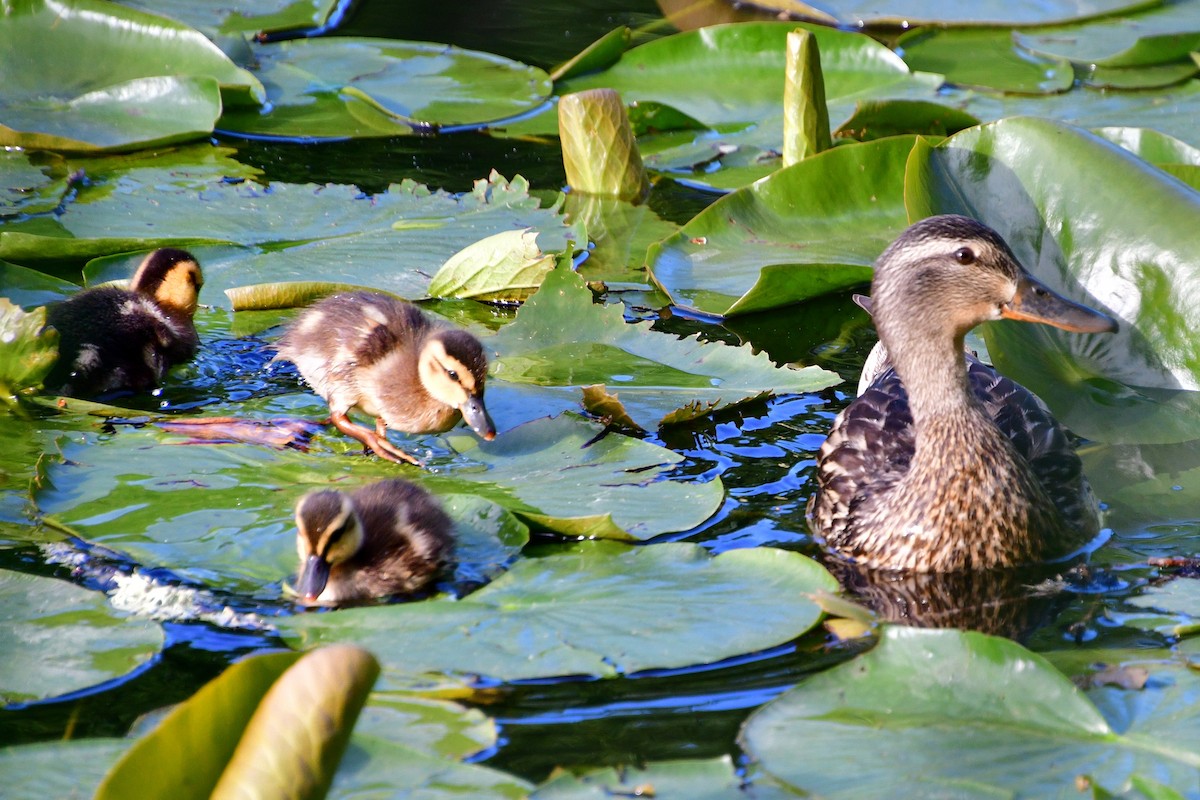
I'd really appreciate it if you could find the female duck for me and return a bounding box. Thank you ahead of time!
[274,291,496,466]
[294,478,453,605]
[44,248,203,396]
[808,215,1117,573]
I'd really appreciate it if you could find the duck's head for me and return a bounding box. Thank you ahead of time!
[130,248,204,318]
[417,329,496,440]
[295,490,363,602]
[871,215,1117,347]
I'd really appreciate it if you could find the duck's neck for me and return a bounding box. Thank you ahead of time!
[884,328,979,432]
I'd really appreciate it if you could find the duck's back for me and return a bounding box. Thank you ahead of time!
[809,356,1099,567]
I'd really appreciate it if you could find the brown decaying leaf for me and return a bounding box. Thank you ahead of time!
[581,384,646,433]
[155,416,320,449]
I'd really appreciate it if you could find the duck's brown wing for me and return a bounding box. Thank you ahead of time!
[808,368,914,544]
[967,357,1100,539]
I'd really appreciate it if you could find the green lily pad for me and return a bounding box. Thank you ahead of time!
[0,739,131,800]
[0,300,58,407]
[899,27,1074,94]
[218,38,552,140]
[1014,4,1200,68]
[1,171,576,306]
[1082,61,1200,91]
[645,136,915,317]
[0,570,163,705]
[0,0,263,152]
[906,117,1200,444]
[741,626,1200,798]
[531,756,780,799]
[34,427,528,597]
[281,541,838,683]
[1124,579,1200,638]
[488,267,839,429]
[0,151,67,217]
[119,0,341,38]
[834,99,980,141]
[0,261,78,309]
[746,0,1162,27]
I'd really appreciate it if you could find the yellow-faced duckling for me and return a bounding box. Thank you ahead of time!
[44,248,203,396]
[294,478,453,605]
[808,215,1118,573]
[274,291,495,465]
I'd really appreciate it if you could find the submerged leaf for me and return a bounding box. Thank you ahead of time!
[0,300,58,407]
[490,267,839,429]
[282,542,838,683]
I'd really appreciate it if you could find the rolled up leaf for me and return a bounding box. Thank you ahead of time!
[782,29,832,166]
[559,88,649,202]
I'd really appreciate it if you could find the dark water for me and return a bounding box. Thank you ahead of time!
[2,0,1192,787]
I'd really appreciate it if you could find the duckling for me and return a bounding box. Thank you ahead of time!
[43,248,203,397]
[294,478,453,605]
[808,215,1118,573]
[274,291,495,465]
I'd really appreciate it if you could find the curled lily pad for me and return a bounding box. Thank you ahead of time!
[281,541,838,683]
[219,38,552,139]
[741,626,1200,797]
[906,116,1200,444]
[0,0,263,152]
[646,136,915,317]
[428,229,559,302]
[0,570,163,705]
[898,28,1074,94]
[1014,4,1200,68]
[489,267,839,430]
[120,0,341,38]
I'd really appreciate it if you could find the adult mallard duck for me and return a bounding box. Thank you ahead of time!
[294,478,454,605]
[44,248,203,396]
[274,291,496,465]
[808,215,1118,573]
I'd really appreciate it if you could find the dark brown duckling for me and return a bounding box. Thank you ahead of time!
[294,478,454,605]
[44,248,203,396]
[808,215,1118,573]
[274,291,495,465]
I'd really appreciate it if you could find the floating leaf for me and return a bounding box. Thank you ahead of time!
[0,0,263,152]
[0,739,131,800]
[1124,579,1200,638]
[428,229,558,302]
[745,0,1162,27]
[0,570,163,705]
[219,38,552,139]
[1014,4,1200,68]
[906,116,1200,444]
[0,300,58,407]
[281,542,838,683]
[834,99,979,141]
[646,136,915,316]
[531,756,775,799]
[1,172,576,307]
[489,267,839,429]
[899,28,1074,94]
[0,151,67,217]
[120,0,342,38]
[742,626,1200,798]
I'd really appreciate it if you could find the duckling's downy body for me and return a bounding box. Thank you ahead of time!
[44,248,203,396]
[274,291,495,465]
[808,215,1117,573]
[294,478,453,605]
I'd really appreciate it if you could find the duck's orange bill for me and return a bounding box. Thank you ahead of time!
[1001,273,1118,334]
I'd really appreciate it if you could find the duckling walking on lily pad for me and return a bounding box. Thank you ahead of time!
[274,291,496,465]
[294,478,454,605]
[808,215,1118,573]
[44,248,203,397]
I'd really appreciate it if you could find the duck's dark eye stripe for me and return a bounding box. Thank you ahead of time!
[954,247,976,265]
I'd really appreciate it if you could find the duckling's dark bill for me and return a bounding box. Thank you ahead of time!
[1001,273,1118,333]
[297,554,331,601]
[461,395,496,440]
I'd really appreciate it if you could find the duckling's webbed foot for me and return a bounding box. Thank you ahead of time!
[331,411,423,466]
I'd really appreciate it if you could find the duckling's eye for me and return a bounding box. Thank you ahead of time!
[954,247,976,265]
[446,369,459,382]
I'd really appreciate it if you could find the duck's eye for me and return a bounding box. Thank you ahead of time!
[446,369,459,382]
[954,247,976,265]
